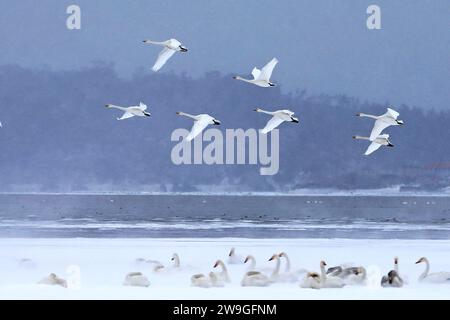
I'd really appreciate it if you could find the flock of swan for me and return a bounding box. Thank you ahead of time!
[37,248,450,289]
[99,37,405,154]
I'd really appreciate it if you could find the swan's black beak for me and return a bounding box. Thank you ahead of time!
[291,117,299,123]
[415,260,421,264]
[387,143,394,147]
[213,120,221,125]
[179,46,188,52]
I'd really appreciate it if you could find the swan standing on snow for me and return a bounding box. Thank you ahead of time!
[228,247,245,264]
[176,112,221,141]
[381,257,403,287]
[233,58,278,87]
[356,107,404,141]
[319,261,345,288]
[254,108,299,134]
[38,273,67,288]
[353,134,394,155]
[143,39,188,72]
[123,272,150,287]
[105,102,150,120]
[416,257,450,283]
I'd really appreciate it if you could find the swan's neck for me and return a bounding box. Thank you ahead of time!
[420,260,430,280]
[353,135,370,141]
[271,257,280,278]
[173,255,180,268]
[283,255,291,272]
[235,76,253,83]
[320,265,327,283]
[107,104,126,111]
[358,113,378,120]
[144,40,165,46]
[257,109,274,116]
[247,256,256,270]
[178,112,197,120]
[394,262,399,274]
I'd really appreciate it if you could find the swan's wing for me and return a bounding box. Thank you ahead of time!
[139,102,147,111]
[0,122,2,128]
[261,116,284,134]
[386,108,399,119]
[364,141,382,155]
[186,118,210,141]
[152,47,176,72]
[258,58,278,81]
[117,112,134,121]
[251,67,261,80]
[369,120,391,141]
[378,133,390,139]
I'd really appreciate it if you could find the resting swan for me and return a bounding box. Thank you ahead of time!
[123,272,150,287]
[241,270,271,287]
[190,274,212,288]
[228,247,245,264]
[38,273,67,288]
[268,254,297,283]
[416,257,450,283]
[299,272,322,289]
[212,260,231,283]
[381,257,403,288]
[319,261,345,288]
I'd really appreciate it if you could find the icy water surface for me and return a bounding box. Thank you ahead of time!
[0,194,449,238]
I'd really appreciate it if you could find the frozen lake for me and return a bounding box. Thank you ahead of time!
[0,238,449,300]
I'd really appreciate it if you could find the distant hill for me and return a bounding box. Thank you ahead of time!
[0,64,448,192]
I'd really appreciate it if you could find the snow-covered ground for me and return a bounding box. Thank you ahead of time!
[0,238,449,299]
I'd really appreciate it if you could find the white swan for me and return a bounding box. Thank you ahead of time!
[342,267,367,285]
[190,273,212,288]
[38,273,67,288]
[244,255,273,274]
[176,112,221,141]
[268,253,297,283]
[212,260,231,283]
[254,108,299,134]
[319,261,345,288]
[228,247,245,264]
[416,257,450,283]
[356,107,404,141]
[143,38,188,72]
[233,58,278,87]
[279,252,305,278]
[171,253,181,268]
[105,102,150,120]
[123,272,150,287]
[241,270,271,287]
[299,272,322,289]
[353,134,394,155]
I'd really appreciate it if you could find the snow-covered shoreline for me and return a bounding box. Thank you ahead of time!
[1,238,449,300]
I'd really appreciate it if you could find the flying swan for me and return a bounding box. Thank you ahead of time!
[233,58,278,87]
[356,107,404,141]
[176,112,221,141]
[254,108,299,134]
[105,103,150,120]
[143,38,188,72]
[353,134,394,155]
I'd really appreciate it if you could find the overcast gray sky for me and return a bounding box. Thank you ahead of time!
[0,0,448,109]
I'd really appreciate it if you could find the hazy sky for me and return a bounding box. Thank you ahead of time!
[0,0,448,109]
